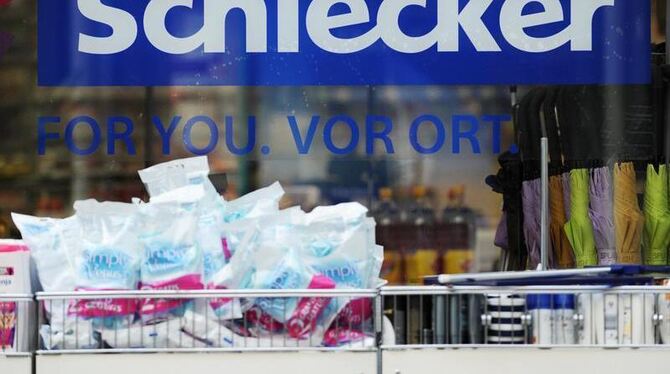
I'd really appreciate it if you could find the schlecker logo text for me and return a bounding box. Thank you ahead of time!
[78,0,614,55]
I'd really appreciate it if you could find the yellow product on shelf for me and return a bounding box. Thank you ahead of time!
[404,248,438,284]
[443,249,474,274]
[382,250,404,285]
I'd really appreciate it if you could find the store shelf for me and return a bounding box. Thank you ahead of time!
[36,351,377,374]
[0,353,32,374]
[381,347,669,374]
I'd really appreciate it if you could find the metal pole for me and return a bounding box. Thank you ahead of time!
[540,137,549,270]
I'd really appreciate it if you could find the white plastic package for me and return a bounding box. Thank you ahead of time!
[239,217,336,338]
[138,156,220,200]
[11,213,78,292]
[206,208,304,320]
[13,212,124,336]
[297,203,382,330]
[71,200,142,319]
[138,185,206,320]
[179,308,236,348]
[100,318,204,349]
[39,319,98,350]
[222,182,284,223]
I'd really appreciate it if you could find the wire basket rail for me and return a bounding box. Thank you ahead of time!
[36,289,380,353]
[34,285,670,353]
[381,285,670,348]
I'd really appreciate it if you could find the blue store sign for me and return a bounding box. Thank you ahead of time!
[38,0,650,86]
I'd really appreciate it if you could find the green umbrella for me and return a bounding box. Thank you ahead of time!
[642,164,670,265]
[564,169,598,267]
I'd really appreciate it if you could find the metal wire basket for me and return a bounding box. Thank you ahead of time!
[36,289,381,353]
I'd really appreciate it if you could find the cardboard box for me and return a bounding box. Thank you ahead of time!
[0,240,33,352]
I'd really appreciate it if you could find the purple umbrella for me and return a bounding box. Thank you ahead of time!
[523,179,553,269]
[494,212,508,250]
[588,167,616,265]
[562,172,571,220]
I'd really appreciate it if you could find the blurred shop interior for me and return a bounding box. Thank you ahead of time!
[0,0,667,283]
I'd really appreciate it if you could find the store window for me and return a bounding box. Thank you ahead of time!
[0,0,662,282]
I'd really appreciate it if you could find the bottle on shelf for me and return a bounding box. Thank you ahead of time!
[372,187,403,285]
[404,185,438,284]
[439,185,476,275]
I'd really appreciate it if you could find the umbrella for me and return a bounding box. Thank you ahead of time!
[522,179,544,269]
[556,87,604,221]
[642,164,670,265]
[494,212,508,250]
[486,150,527,271]
[613,162,644,264]
[542,87,573,268]
[550,175,574,268]
[564,169,598,267]
[562,172,571,220]
[588,167,616,265]
[486,88,539,271]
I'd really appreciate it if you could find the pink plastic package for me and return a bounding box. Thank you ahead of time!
[333,298,373,327]
[244,306,284,335]
[285,274,336,339]
[322,327,371,347]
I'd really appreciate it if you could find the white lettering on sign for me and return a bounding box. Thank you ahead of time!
[77,0,615,55]
[77,0,138,54]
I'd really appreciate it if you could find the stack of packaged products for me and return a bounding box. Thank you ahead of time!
[0,240,34,352]
[12,157,384,350]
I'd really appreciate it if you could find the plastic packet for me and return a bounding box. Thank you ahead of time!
[199,208,243,320]
[100,319,203,349]
[206,208,304,320]
[11,213,77,293]
[70,200,141,319]
[201,220,257,320]
[297,203,381,329]
[284,274,336,338]
[222,182,284,223]
[39,320,98,350]
[332,297,374,328]
[253,248,311,322]
[178,308,236,348]
[302,204,378,286]
[204,222,257,319]
[205,182,286,301]
[138,185,205,321]
[248,222,336,338]
[138,156,219,200]
[243,306,285,336]
[322,328,373,347]
[143,159,235,319]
